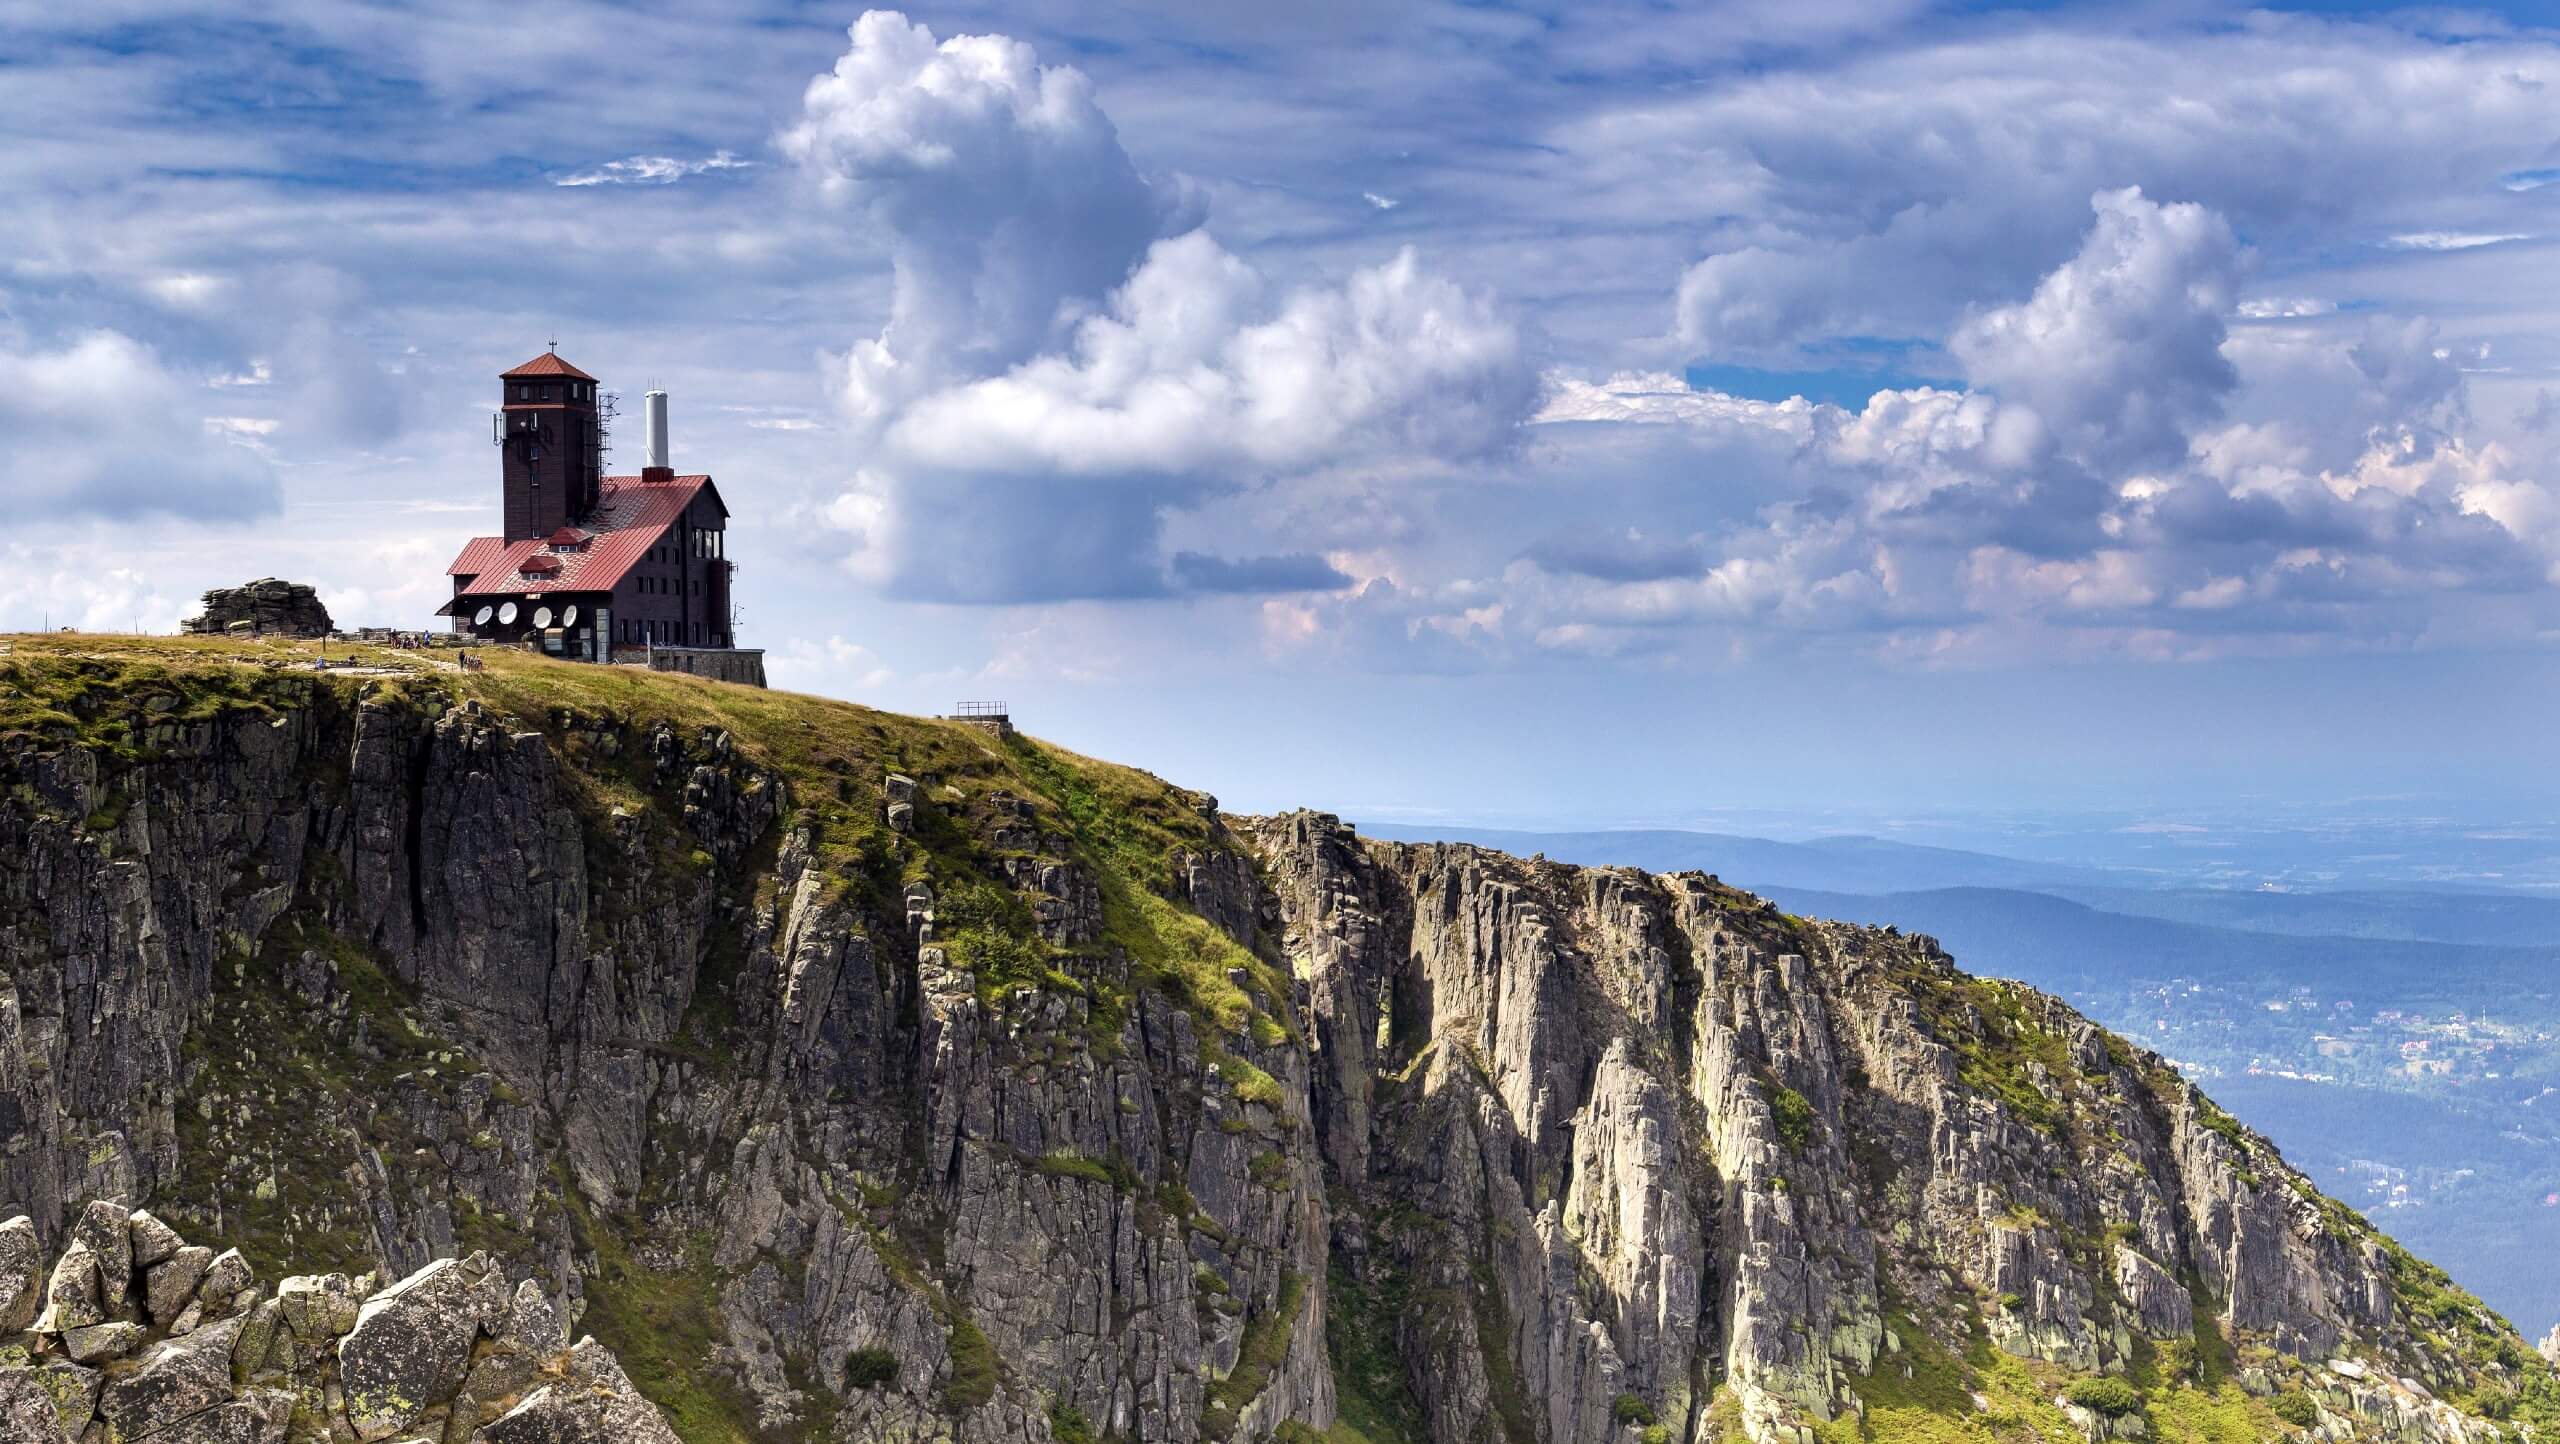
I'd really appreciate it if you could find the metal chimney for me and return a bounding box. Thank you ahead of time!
[644,390,670,472]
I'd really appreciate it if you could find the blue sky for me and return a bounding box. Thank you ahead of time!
[5,0,2559,827]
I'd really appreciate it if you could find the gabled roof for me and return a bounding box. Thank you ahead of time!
[502,351,596,381]
[446,535,511,577]
[439,473,716,611]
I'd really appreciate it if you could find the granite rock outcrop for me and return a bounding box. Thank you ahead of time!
[0,1201,666,1444]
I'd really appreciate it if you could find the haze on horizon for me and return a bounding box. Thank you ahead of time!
[5,0,2560,826]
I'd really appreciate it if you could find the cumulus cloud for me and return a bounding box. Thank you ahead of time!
[0,329,280,521]
[1457,181,2560,665]
[1949,188,2241,474]
[782,10,1204,424]
[789,13,1536,604]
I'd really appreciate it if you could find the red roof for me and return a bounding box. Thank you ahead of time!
[446,535,510,577]
[440,474,717,609]
[502,351,596,381]
[546,526,590,547]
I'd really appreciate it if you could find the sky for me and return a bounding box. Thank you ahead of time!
[5,0,2560,829]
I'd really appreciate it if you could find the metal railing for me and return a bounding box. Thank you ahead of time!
[955,700,1010,719]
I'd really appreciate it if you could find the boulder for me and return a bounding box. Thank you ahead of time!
[181,579,333,639]
[338,1255,508,1441]
[150,1246,215,1324]
[60,1320,145,1363]
[473,1342,680,1444]
[128,1211,187,1270]
[496,1280,562,1357]
[100,1315,245,1440]
[33,1242,105,1334]
[277,1273,362,1341]
[143,1398,288,1444]
[448,1281,570,1435]
[68,1203,132,1308]
[195,1248,255,1317]
[0,1216,41,1331]
[0,1364,94,1444]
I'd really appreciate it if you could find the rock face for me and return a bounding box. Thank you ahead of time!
[0,1204,666,1444]
[181,577,332,637]
[0,647,2548,1444]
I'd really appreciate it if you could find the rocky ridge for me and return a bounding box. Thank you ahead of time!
[0,1199,673,1443]
[0,637,2551,1444]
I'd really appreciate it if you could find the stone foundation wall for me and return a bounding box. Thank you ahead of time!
[639,646,766,688]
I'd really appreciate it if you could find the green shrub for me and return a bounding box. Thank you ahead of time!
[1050,1402,1099,1444]
[1613,1392,1657,1427]
[2066,1377,2143,1418]
[844,1346,898,1390]
[2270,1391,2319,1428]
[945,1315,998,1411]
[1768,1085,1818,1153]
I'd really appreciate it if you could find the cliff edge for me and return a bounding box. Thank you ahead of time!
[0,636,2550,1444]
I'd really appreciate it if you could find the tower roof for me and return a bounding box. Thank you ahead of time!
[502,350,596,381]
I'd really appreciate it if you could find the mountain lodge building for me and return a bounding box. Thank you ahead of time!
[441,350,757,682]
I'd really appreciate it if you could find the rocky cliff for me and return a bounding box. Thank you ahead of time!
[0,637,2551,1444]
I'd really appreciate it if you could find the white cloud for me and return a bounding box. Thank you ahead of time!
[143,273,231,310]
[1950,188,2242,473]
[0,548,186,634]
[1646,24,2560,366]
[556,151,754,187]
[0,330,280,521]
[788,13,1536,604]
[781,10,1205,426]
[2237,297,2335,320]
[770,635,897,692]
[2382,231,2531,251]
[1363,191,1400,211]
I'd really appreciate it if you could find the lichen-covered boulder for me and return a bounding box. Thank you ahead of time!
[277,1273,362,1341]
[69,1202,133,1308]
[144,1396,289,1443]
[32,1242,105,1334]
[61,1319,144,1363]
[196,1247,256,1316]
[0,1365,89,1444]
[0,1216,42,1331]
[473,1341,681,1444]
[100,1314,245,1439]
[337,1255,508,1440]
[449,1280,570,1435]
[150,1245,215,1324]
[128,1210,186,1270]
